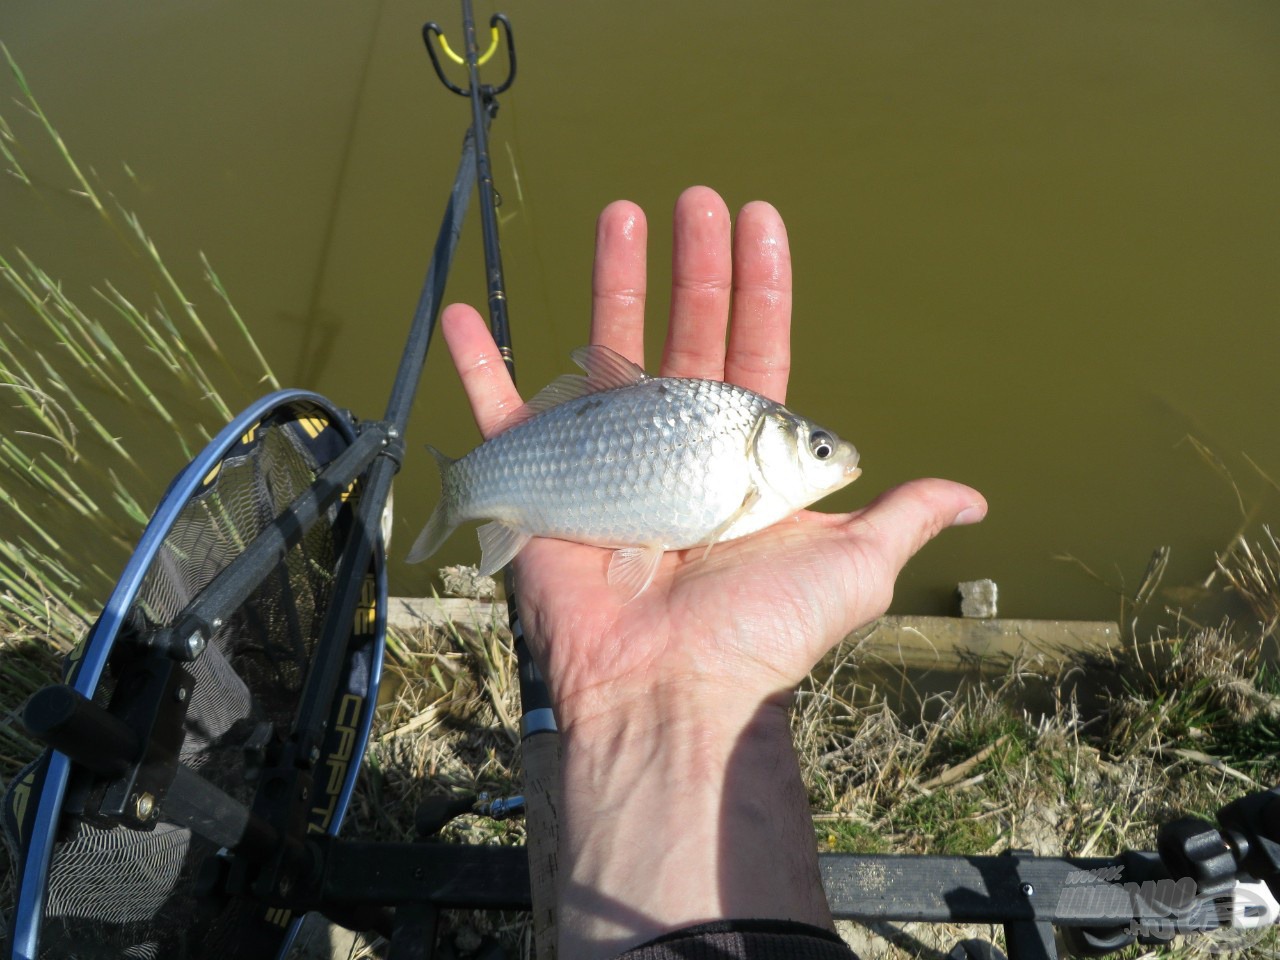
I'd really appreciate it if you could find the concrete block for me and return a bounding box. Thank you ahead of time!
[957,579,998,618]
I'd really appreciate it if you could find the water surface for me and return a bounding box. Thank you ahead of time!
[2,0,1278,621]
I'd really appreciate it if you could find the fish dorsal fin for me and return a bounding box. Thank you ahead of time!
[569,344,648,389]
[495,345,649,433]
[495,374,591,432]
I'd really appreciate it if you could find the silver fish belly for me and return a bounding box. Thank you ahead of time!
[408,344,860,599]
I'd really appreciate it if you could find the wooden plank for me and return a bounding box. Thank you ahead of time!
[386,596,507,632]
[850,615,1120,671]
[387,597,1119,671]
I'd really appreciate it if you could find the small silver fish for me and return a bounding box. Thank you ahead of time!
[408,345,861,599]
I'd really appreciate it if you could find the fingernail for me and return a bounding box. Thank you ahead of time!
[952,504,987,526]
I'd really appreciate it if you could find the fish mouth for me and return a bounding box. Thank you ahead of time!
[843,444,861,480]
[832,466,862,492]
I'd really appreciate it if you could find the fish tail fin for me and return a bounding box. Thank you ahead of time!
[406,446,458,564]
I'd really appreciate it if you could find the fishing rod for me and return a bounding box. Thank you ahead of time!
[423,5,561,958]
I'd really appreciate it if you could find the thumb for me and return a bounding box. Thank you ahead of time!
[845,478,987,583]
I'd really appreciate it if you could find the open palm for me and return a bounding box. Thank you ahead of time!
[438,187,985,727]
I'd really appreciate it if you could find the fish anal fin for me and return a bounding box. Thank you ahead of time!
[700,485,762,562]
[476,521,533,576]
[607,544,664,602]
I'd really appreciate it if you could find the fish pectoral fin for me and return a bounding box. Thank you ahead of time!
[476,521,533,576]
[607,544,664,602]
[700,485,762,562]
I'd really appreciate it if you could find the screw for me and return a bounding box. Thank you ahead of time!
[175,687,188,703]
[309,745,321,764]
[1021,883,1035,897]
[134,792,155,820]
[184,631,205,659]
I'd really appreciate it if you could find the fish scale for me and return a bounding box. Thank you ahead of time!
[408,344,860,600]
[451,378,771,548]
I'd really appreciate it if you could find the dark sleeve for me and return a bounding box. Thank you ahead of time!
[613,920,859,959]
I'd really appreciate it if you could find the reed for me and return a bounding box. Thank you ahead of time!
[0,112,31,185]
[0,50,279,781]
[1,42,103,214]
[119,208,224,361]
[202,253,280,390]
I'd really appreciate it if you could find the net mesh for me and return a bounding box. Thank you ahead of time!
[29,404,360,959]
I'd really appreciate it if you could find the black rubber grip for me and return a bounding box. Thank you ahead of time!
[23,684,139,777]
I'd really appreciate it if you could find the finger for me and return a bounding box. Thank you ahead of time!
[590,200,648,367]
[441,302,523,438]
[663,185,732,380]
[843,478,988,601]
[726,201,792,403]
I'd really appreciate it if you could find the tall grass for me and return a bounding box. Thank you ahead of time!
[1,43,102,214]
[0,48,278,775]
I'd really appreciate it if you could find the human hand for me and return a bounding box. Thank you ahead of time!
[439,185,986,729]
[439,186,985,957]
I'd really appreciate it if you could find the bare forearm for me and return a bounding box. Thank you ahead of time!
[557,688,831,960]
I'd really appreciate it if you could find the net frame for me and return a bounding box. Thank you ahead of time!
[7,388,386,960]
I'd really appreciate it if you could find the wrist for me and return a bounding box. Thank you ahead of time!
[556,685,831,959]
[557,672,791,744]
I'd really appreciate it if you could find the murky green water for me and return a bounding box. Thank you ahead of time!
[2,0,1278,621]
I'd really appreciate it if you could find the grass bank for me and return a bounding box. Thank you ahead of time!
[299,541,1280,959]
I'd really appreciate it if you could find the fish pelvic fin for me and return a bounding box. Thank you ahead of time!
[495,345,649,434]
[700,484,763,561]
[476,520,533,576]
[406,446,458,564]
[607,544,664,603]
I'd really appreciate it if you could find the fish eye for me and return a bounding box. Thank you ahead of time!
[809,430,834,460]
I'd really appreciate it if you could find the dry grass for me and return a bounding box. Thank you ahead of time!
[794,615,1280,960]
[1217,527,1280,640]
[303,603,531,959]
[281,572,1280,960]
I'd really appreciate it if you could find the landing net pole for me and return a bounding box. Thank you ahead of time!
[451,4,561,957]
